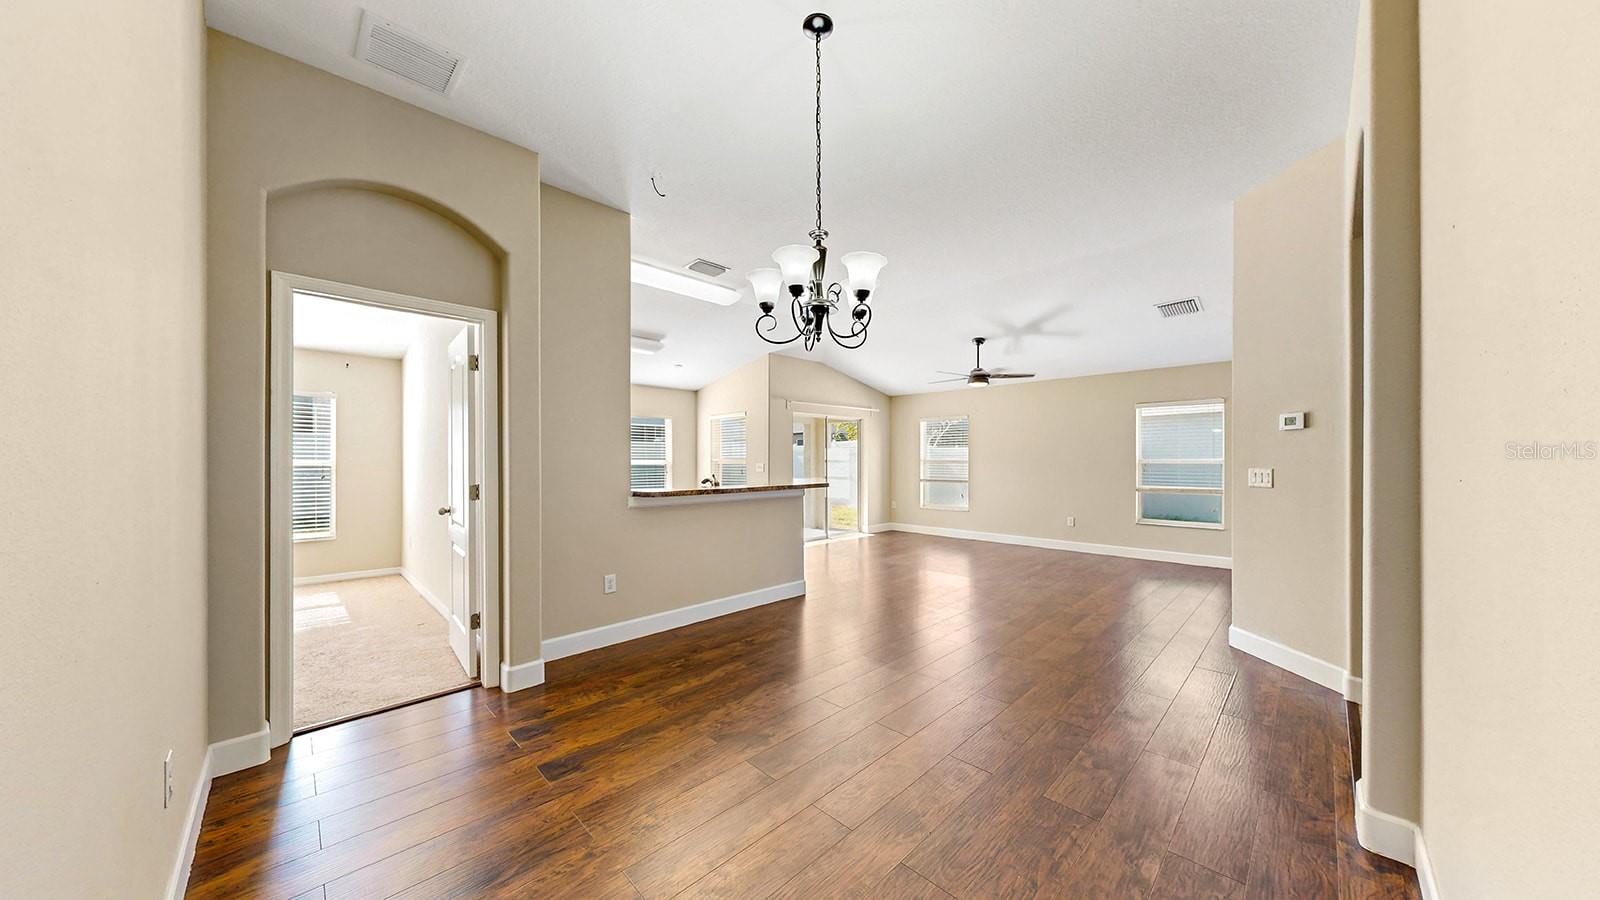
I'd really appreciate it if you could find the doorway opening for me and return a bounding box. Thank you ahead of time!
[793,413,864,542]
[268,273,501,744]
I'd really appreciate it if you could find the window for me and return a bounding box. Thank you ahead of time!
[630,416,671,490]
[1136,401,1225,528]
[292,392,336,541]
[710,414,748,486]
[920,416,969,510]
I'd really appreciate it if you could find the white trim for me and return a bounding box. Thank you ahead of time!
[1355,777,1420,867]
[293,566,401,586]
[786,399,880,414]
[165,750,212,900]
[401,568,451,620]
[500,657,546,693]
[209,720,271,778]
[1413,824,1441,900]
[1227,625,1346,693]
[878,522,1232,570]
[270,272,503,747]
[543,580,807,663]
[1343,673,1364,703]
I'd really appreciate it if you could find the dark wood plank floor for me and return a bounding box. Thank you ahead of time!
[187,533,1419,898]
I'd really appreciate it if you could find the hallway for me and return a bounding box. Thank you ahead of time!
[190,534,1416,897]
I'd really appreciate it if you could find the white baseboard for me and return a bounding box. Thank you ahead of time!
[209,720,271,777]
[500,657,546,693]
[1355,778,1422,866]
[1412,823,1441,900]
[1227,625,1347,694]
[876,522,1232,569]
[165,749,213,900]
[542,579,807,663]
[400,568,451,621]
[1343,673,1364,703]
[293,566,401,586]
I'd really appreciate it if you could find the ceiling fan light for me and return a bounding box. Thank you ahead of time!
[772,244,819,290]
[840,251,887,297]
[968,376,991,388]
[746,268,784,306]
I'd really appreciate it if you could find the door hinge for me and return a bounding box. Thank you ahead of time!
[470,612,481,630]
[468,353,481,371]
[469,483,481,501]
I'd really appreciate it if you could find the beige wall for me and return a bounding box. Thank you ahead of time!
[767,356,892,531]
[1346,0,1423,827]
[0,0,208,895]
[1231,140,1350,671]
[696,356,771,486]
[1418,1,1600,893]
[207,31,542,743]
[888,364,1232,561]
[402,319,468,604]
[541,187,805,640]
[292,350,403,577]
[630,385,698,491]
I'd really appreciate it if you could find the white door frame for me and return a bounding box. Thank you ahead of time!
[268,271,502,748]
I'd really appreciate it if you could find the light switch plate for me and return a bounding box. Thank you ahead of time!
[1247,467,1274,488]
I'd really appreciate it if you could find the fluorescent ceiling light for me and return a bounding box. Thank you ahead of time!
[630,334,665,355]
[631,260,740,306]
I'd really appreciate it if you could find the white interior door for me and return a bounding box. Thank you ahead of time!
[445,327,478,678]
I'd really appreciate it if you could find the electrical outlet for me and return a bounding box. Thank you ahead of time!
[163,750,174,809]
[1065,516,1075,527]
[1247,467,1275,488]
[603,574,617,594]
[891,499,898,510]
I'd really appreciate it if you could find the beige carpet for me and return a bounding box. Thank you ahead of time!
[294,575,472,729]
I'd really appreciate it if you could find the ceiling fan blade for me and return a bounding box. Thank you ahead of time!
[935,370,971,377]
[928,377,970,384]
[989,372,1036,379]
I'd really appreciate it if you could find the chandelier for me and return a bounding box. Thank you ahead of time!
[750,12,887,351]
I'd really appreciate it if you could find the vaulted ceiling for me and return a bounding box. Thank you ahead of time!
[206,1,1357,395]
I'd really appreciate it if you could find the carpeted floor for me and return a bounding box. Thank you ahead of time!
[293,575,472,729]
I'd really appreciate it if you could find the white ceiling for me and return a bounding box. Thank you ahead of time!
[207,1,1357,395]
[293,292,457,358]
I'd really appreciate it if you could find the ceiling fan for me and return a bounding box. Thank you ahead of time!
[931,337,1037,388]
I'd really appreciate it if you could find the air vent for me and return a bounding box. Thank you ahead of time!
[355,12,464,95]
[1154,296,1204,318]
[686,258,730,278]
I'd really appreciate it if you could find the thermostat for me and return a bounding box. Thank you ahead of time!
[1278,411,1306,431]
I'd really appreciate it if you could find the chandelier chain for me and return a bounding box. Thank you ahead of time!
[814,32,823,238]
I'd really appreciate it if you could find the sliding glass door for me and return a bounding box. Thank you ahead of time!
[794,413,861,541]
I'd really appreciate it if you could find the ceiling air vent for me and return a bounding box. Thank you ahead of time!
[355,12,464,95]
[686,258,731,278]
[1154,296,1204,318]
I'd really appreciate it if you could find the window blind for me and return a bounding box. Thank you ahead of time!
[630,416,670,490]
[1136,401,1224,527]
[712,415,748,486]
[292,392,336,539]
[920,417,969,510]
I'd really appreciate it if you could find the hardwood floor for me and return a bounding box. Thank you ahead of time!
[187,533,1419,898]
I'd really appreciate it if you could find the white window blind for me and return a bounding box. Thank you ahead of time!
[711,415,748,487]
[1135,401,1224,528]
[630,416,671,490]
[292,392,336,540]
[920,417,969,510]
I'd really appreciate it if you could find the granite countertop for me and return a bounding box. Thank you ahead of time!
[630,481,828,499]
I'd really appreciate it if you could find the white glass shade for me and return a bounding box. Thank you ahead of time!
[772,244,819,289]
[968,378,991,388]
[840,251,888,296]
[746,268,784,306]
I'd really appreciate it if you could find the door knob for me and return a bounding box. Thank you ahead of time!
[438,506,453,516]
